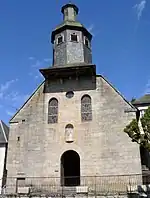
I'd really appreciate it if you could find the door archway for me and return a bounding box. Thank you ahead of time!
[61,150,80,186]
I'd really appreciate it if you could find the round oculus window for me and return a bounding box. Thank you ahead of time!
[66,91,74,99]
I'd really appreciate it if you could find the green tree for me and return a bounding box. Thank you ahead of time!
[131,98,136,103]
[124,106,150,151]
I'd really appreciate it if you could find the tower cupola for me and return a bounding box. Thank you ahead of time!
[51,3,93,67]
[61,3,79,22]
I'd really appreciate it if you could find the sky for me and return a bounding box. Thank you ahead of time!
[0,0,150,124]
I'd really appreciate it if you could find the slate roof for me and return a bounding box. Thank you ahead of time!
[51,20,92,43]
[0,120,9,143]
[132,94,150,105]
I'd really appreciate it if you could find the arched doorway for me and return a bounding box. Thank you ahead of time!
[61,150,80,186]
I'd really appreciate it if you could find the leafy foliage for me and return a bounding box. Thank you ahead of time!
[124,106,150,151]
[131,98,136,103]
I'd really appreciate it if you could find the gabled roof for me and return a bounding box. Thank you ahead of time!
[132,94,150,106]
[0,120,9,143]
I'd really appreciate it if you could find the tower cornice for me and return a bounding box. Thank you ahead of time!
[51,23,92,44]
[40,64,96,80]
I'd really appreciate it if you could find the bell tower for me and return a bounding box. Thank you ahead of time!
[40,3,96,81]
[51,3,93,67]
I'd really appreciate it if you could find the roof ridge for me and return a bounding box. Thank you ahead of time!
[132,94,150,105]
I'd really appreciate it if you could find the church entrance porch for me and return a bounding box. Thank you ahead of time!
[61,150,80,186]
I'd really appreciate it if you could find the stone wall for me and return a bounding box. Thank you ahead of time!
[6,75,142,190]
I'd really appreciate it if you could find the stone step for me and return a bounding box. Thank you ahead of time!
[58,186,76,195]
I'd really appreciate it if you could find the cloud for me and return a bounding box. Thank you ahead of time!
[30,57,52,68]
[31,60,41,68]
[144,78,150,94]
[5,91,29,104]
[88,24,94,32]
[28,57,35,60]
[0,79,18,99]
[4,91,30,117]
[29,57,52,68]
[87,24,100,37]
[6,110,15,117]
[0,79,18,92]
[43,58,52,62]
[28,71,43,80]
[0,79,30,118]
[133,0,146,20]
[6,93,30,117]
[87,24,95,36]
[28,56,51,81]
[34,75,39,79]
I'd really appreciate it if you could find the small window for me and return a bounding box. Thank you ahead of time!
[66,91,74,99]
[71,33,78,42]
[57,35,63,45]
[17,136,20,142]
[85,37,89,48]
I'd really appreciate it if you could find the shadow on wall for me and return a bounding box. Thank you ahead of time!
[140,146,150,171]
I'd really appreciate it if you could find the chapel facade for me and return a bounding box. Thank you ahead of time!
[5,3,142,194]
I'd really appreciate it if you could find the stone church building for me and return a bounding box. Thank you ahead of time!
[5,3,143,195]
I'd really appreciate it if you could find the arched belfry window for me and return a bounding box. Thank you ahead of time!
[48,98,58,124]
[81,95,92,122]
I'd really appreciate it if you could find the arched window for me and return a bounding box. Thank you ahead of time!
[81,95,92,122]
[48,98,58,124]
